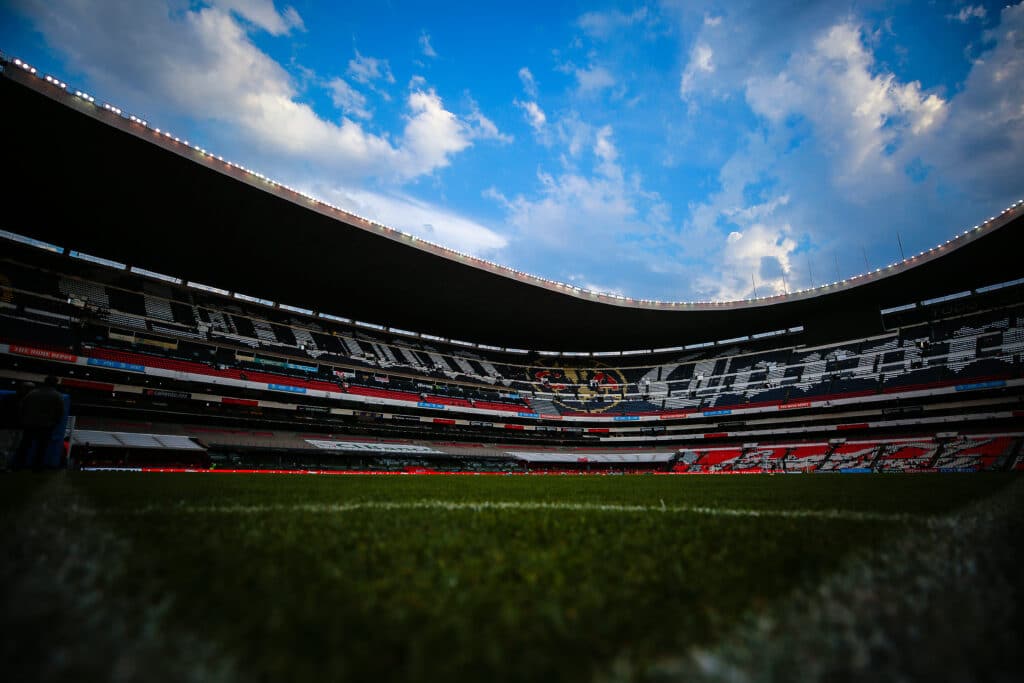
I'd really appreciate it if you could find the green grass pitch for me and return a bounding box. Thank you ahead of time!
[2,473,1021,682]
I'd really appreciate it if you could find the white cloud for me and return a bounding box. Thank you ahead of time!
[674,134,802,300]
[708,227,797,301]
[947,5,987,23]
[15,0,488,183]
[552,114,595,157]
[674,19,956,298]
[327,77,371,120]
[668,1,848,103]
[577,7,650,39]
[347,49,395,85]
[211,0,304,35]
[493,168,637,250]
[722,194,791,223]
[484,123,676,297]
[672,7,1024,299]
[745,22,946,186]
[575,64,616,93]
[419,31,437,58]
[679,43,714,97]
[466,99,513,144]
[315,185,508,256]
[515,99,547,132]
[281,5,304,31]
[518,67,538,98]
[566,275,626,297]
[395,91,507,176]
[929,3,1024,200]
[700,223,797,300]
[400,89,475,177]
[593,125,622,180]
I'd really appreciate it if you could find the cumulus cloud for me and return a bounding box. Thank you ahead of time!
[674,19,955,298]
[400,89,474,177]
[13,0,502,183]
[669,0,848,103]
[674,134,802,301]
[673,6,1024,299]
[929,3,1024,200]
[745,22,947,185]
[703,224,797,299]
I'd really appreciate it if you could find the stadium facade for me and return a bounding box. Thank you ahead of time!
[2,53,1023,474]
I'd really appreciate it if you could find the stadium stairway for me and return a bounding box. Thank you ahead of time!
[926,442,948,469]
[1006,438,1024,471]
[867,445,889,471]
[815,444,839,472]
[529,395,562,417]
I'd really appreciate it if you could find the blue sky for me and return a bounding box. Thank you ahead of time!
[1,0,1022,301]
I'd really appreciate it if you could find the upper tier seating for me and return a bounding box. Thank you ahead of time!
[2,256,1022,420]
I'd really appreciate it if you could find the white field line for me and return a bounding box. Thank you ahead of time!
[95,500,919,523]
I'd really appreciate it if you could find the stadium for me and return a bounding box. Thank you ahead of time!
[2,24,1023,683]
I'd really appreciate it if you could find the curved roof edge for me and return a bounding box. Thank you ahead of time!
[4,51,1021,312]
[4,53,1024,351]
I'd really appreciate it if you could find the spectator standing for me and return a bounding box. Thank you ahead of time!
[16,376,66,470]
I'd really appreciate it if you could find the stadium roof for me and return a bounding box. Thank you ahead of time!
[3,56,1023,351]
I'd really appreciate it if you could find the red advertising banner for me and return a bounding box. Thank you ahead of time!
[778,401,812,410]
[10,344,78,363]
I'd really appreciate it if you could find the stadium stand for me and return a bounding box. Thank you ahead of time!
[3,248,1022,424]
[0,53,1021,474]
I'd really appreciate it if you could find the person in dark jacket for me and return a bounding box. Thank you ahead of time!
[17,376,66,470]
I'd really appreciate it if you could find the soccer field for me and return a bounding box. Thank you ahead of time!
[3,473,1022,682]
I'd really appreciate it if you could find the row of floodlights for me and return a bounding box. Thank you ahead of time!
[9,53,1024,307]
[12,58,37,76]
